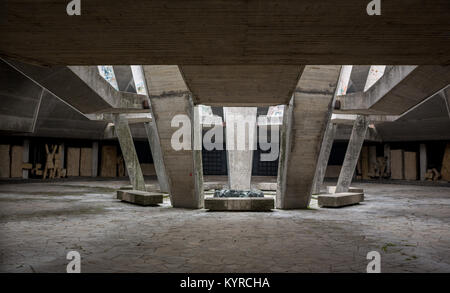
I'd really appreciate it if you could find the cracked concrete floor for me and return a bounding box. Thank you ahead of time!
[0,180,449,273]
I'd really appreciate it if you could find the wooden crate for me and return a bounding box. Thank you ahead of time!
[404,152,418,180]
[0,145,10,178]
[67,147,81,177]
[441,143,450,181]
[390,149,404,180]
[80,148,92,177]
[11,145,24,178]
[100,145,117,177]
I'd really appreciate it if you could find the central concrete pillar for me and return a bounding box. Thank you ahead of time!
[224,107,257,190]
[277,65,341,209]
[335,115,369,193]
[144,122,169,193]
[312,122,337,194]
[114,114,146,191]
[143,66,204,209]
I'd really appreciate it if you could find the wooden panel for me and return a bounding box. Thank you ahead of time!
[0,145,10,178]
[100,145,117,177]
[67,147,81,177]
[10,145,23,178]
[80,148,92,177]
[404,152,418,180]
[390,149,404,180]
[441,143,450,181]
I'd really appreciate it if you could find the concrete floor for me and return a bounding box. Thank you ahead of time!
[0,179,449,273]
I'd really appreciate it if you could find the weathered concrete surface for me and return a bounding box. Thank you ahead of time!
[336,66,450,115]
[277,65,341,209]
[1,1,449,65]
[312,123,337,194]
[2,59,148,114]
[0,180,449,273]
[204,198,274,211]
[180,66,304,106]
[326,186,364,194]
[113,115,146,191]
[318,192,364,208]
[117,190,163,206]
[144,122,169,193]
[335,116,369,193]
[143,66,203,209]
[224,107,257,190]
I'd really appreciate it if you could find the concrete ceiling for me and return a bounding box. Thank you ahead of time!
[180,65,304,106]
[0,1,449,65]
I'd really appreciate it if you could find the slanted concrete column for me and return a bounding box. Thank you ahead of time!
[224,107,257,190]
[144,122,169,193]
[277,65,341,209]
[420,143,427,181]
[143,65,203,209]
[312,122,337,194]
[113,114,146,191]
[335,115,369,193]
[92,141,98,177]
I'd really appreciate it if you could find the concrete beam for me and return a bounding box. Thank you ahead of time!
[312,123,337,195]
[335,116,369,193]
[224,107,257,190]
[144,122,170,193]
[143,66,203,209]
[114,114,146,191]
[1,1,449,65]
[336,66,450,115]
[180,66,304,106]
[2,59,148,114]
[277,65,341,209]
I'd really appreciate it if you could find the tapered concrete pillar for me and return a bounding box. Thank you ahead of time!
[420,144,427,181]
[143,66,203,209]
[144,122,169,193]
[312,123,337,194]
[277,65,341,209]
[335,116,369,193]
[114,114,146,191]
[224,107,257,190]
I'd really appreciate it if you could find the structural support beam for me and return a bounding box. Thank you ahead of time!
[312,123,337,194]
[144,122,169,193]
[277,65,341,209]
[143,66,203,209]
[224,107,257,190]
[335,116,369,193]
[114,114,146,191]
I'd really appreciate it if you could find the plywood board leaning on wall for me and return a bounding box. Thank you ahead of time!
[390,149,404,180]
[100,145,117,177]
[67,147,81,177]
[11,145,24,178]
[0,145,10,178]
[404,152,418,180]
[441,143,450,181]
[80,148,92,177]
